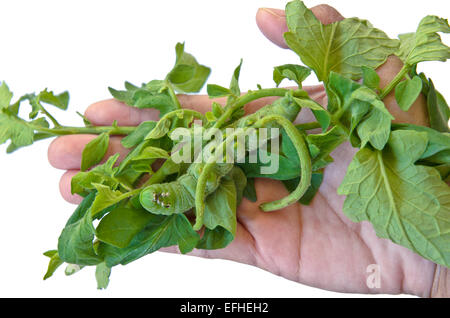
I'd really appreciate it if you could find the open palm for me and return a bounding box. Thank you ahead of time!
[48,4,436,297]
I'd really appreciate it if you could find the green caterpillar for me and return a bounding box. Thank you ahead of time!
[140,163,233,215]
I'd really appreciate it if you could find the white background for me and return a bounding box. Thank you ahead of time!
[0,0,448,298]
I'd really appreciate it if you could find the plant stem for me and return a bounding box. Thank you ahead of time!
[213,88,294,129]
[379,65,410,99]
[254,115,312,212]
[167,83,182,110]
[29,125,136,136]
[39,105,62,127]
[295,122,322,131]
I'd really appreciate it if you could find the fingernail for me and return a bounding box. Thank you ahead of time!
[260,8,285,18]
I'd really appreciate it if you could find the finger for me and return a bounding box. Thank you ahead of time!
[256,5,344,48]
[48,135,129,170]
[85,99,160,126]
[59,170,83,204]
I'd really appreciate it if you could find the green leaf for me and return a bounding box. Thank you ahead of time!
[168,42,211,93]
[81,133,109,171]
[43,250,63,280]
[229,167,247,205]
[168,64,195,84]
[426,79,449,133]
[243,178,257,203]
[96,206,155,248]
[197,227,234,250]
[273,64,311,87]
[306,126,347,170]
[395,76,423,111]
[239,129,302,181]
[0,111,34,149]
[98,214,200,267]
[145,117,172,140]
[212,102,224,118]
[294,97,330,131]
[284,0,398,82]
[39,89,70,110]
[57,193,103,266]
[91,183,136,215]
[326,72,362,115]
[328,75,393,149]
[338,130,450,267]
[392,123,450,163]
[397,15,450,65]
[131,146,169,161]
[203,176,237,236]
[71,154,120,196]
[362,66,380,91]
[229,59,243,97]
[95,262,111,290]
[207,84,231,98]
[121,121,156,148]
[353,88,393,150]
[109,81,177,118]
[0,82,13,109]
[6,131,52,154]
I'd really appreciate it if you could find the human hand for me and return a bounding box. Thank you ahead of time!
[47,4,442,297]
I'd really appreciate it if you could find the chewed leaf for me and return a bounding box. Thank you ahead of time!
[338,130,450,267]
[168,42,211,93]
[109,81,177,118]
[284,0,398,82]
[0,82,13,109]
[43,250,64,280]
[273,64,311,87]
[39,89,70,110]
[0,111,34,149]
[397,15,450,65]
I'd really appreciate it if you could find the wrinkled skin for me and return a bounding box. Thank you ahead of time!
[48,5,437,296]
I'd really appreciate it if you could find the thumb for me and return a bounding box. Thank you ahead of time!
[256,4,344,49]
